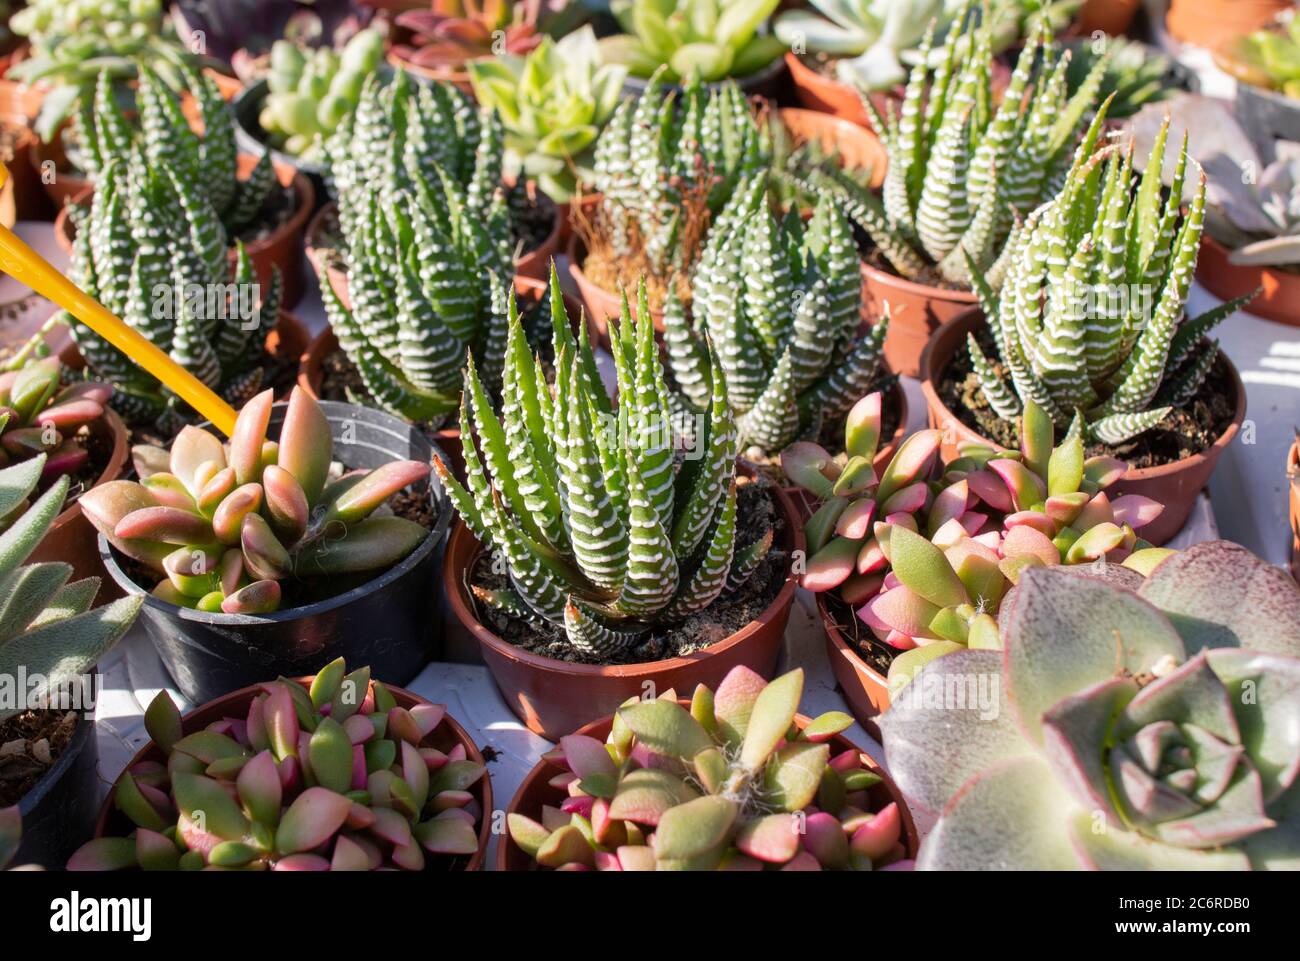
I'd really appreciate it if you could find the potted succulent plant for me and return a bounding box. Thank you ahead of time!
[502,666,918,870]
[598,0,788,95]
[467,26,627,206]
[0,347,129,585]
[880,540,1300,870]
[1130,95,1300,328]
[784,392,1169,733]
[810,12,1108,376]
[439,282,801,739]
[309,69,561,283]
[54,67,315,307]
[69,660,491,871]
[230,27,387,196]
[661,185,902,476]
[81,387,450,704]
[387,0,545,91]
[919,118,1253,545]
[0,454,142,868]
[1060,35,1193,121]
[569,70,770,331]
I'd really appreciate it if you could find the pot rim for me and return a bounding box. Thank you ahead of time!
[621,53,787,93]
[783,49,906,103]
[91,674,492,871]
[918,305,1249,482]
[496,702,917,870]
[231,79,329,176]
[859,256,981,306]
[386,49,473,84]
[96,399,452,627]
[445,467,804,680]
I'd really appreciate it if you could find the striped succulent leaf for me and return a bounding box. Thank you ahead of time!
[669,191,889,454]
[969,116,1240,444]
[834,2,1108,288]
[439,273,773,660]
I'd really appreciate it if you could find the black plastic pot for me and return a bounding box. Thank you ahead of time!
[620,54,788,99]
[232,79,330,211]
[15,713,100,869]
[99,401,452,706]
[1236,80,1300,149]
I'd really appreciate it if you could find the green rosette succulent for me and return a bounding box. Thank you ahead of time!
[468,27,627,203]
[879,540,1300,870]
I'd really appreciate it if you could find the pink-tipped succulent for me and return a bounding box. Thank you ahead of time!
[67,659,487,871]
[506,666,909,871]
[393,0,543,71]
[880,541,1300,870]
[0,356,111,488]
[78,387,431,615]
[783,395,1169,672]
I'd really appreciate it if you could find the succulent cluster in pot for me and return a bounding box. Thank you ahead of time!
[68,659,487,871]
[440,273,777,661]
[599,0,786,85]
[666,183,889,453]
[508,666,907,870]
[468,26,628,203]
[784,393,1168,667]
[320,70,523,427]
[0,455,142,724]
[392,0,544,75]
[965,117,1254,445]
[807,10,1108,290]
[589,69,770,284]
[0,355,110,485]
[880,541,1300,870]
[79,387,431,615]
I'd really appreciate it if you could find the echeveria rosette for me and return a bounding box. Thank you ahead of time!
[879,541,1300,870]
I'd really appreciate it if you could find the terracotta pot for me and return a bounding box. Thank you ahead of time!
[1,116,54,222]
[52,156,314,307]
[1289,440,1299,584]
[918,308,1249,546]
[775,107,887,189]
[92,675,492,871]
[860,258,978,378]
[818,591,893,739]
[784,51,898,131]
[445,469,803,740]
[1197,233,1300,328]
[1078,0,1141,35]
[1167,0,1290,49]
[26,407,129,597]
[387,50,475,96]
[30,134,88,209]
[497,705,918,870]
[511,189,564,282]
[204,68,244,102]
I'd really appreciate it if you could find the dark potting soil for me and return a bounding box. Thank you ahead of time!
[937,324,1238,469]
[822,588,897,678]
[0,710,77,807]
[232,179,297,246]
[466,477,789,666]
[509,189,558,260]
[741,373,903,485]
[859,235,971,293]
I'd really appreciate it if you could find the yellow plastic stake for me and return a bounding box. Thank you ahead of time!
[0,165,238,436]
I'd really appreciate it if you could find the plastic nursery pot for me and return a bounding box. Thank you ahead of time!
[92,675,493,871]
[231,79,330,210]
[784,51,899,131]
[445,469,803,741]
[775,107,887,190]
[1078,0,1141,35]
[98,400,453,706]
[13,713,101,869]
[1236,80,1300,167]
[859,257,978,379]
[918,307,1249,546]
[1166,0,1292,49]
[52,157,315,309]
[26,406,130,594]
[1290,440,1299,584]
[497,705,918,870]
[620,55,789,100]
[1,118,48,225]
[1196,234,1300,328]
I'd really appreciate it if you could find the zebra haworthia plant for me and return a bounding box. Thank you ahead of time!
[78,388,431,615]
[319,70,515,426]
[438,274,776,662]
[666,182,889,453]
[808,8,1109,289]
[68,659,486,871]
[508,666,907,871]
[590,68,770,282]
[966,116,1256,445]
[784,395,1168,669]
[880,541,1300,870]
[78,66,278,241]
